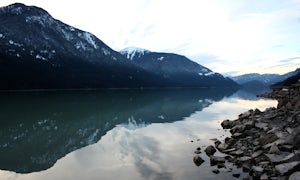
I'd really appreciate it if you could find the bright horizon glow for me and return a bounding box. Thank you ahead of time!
[0,0,299,76]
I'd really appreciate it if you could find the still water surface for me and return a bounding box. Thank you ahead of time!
[0,88,276,180]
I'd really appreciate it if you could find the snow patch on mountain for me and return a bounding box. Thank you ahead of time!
[25,14,54,27]
[120,47,150,60]
[8,40,23,47]
[36,54,47,61]
[83,32,98,49]
[198,72,216,76]
[157,56,165,61]
[61,29,73,41]
[101,47,110,56]
[0,3,25,15]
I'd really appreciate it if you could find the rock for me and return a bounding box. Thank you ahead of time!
[258,133,278,146]
[212,169,220,174]
[222,148,237,153]
[242,164,251,172]
[288,171,300,180]
[232,173,240,178]
[232,132,244,138]
[194,150,201,154]
[252,165,264,176]
[230,125,246,134]
[260,173,268,180]
[217,163,225,169]
[193,155,205,166]
[216,143,229,152]
[210,138,218,142]
[278,144,294,152]
[238,156,251,162]
[204,145,216,156]
[269,143,281,154]
[275,161,300,176]
[239,111,251,119]
[221,119,236,129]
[229,150,244,156]
[251,150,263,159]
[210,156,226,166]
[254,108,262,115]
[266,152,297,164]
[286,127,293,134]
[255,122,268,130]
[214,140,221,147]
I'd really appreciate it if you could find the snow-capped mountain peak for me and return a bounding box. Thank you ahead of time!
[119,47,151,60]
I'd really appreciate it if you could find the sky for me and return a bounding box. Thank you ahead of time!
[0,0,300,76]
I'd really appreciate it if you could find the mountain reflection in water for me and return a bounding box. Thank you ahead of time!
[0,88,236,173]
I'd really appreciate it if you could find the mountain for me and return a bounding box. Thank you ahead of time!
[0,3,167,90]
[232,68,300,87]
[0,3,237,90]
[271,70,300,88]
[120,47,238,87]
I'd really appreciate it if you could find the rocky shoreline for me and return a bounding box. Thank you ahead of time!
[194,82,300,179]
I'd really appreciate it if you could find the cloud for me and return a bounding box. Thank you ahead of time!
[280,57,300,63]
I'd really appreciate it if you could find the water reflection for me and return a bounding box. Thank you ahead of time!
[0,88,235,173]
[233,87,272,100]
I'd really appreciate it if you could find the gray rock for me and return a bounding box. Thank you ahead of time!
[266,152,297,164]
[242,164,251,172]
[238,156,251,162]
[204,145,216,156]
[210,156,226,166]
[288,171,300,180]
[251,150,263,159]
[232,132,243,138]
[221,119,236,129]
[275,161,300,176]
[244,120,255,130]
[269,143,281,154]
[252,165,264,176]
[232,173,240,178]
[222,148,237,153]
[255,122,268,130]
[230,125,246,134]
[216,143,229,152]
[212,169,220,174]
[259,133,278,146]
[239,111,251,119]
[193,155,205,166]
[260,173,268,180]
[194,150,201,154]
[229,150,244,156]
[217,163,225,169]
[279,144,294,152]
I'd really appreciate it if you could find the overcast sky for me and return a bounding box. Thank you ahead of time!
[1,0,300,75]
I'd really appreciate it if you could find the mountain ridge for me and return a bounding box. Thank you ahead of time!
[231,68,300,87]
[120,47,237,87]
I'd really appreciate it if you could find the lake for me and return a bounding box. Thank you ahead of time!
[0,88,277,180]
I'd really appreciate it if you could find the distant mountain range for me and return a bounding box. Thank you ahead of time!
[0,3,237,90]
[231,68,300,87]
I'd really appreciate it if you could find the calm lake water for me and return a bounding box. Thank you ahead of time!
[0,88,276,180]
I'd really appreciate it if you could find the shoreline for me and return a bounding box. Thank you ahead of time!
[215,82,300,179]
